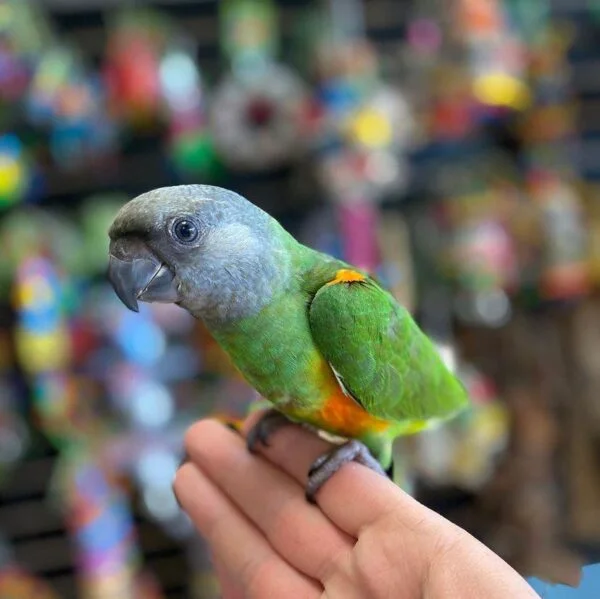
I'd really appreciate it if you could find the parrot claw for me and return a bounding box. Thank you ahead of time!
[306,440,387,503]
[246,409,292,453]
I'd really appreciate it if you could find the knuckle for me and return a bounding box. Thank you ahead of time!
[319,545,350,584]
[267,499,352,583]
[352,523,409,596]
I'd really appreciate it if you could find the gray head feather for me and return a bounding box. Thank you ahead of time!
[109,184,293,325]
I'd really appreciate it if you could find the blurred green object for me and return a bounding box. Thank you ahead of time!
[0,135,30,208]
[505,0,550,42]
[0,0,52,55]
[171,133,225,181]
[221,0,278,73]
[80,194,129,275]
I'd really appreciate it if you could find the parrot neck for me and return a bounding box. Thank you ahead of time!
[184,259,285,327]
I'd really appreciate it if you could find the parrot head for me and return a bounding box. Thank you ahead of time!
[107,184,288,323]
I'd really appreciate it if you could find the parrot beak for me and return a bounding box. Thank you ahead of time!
[107,246,180,312]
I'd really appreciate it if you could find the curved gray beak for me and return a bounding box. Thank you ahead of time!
[107,253,180,312]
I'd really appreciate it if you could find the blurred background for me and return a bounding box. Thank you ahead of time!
[0,0,599,597]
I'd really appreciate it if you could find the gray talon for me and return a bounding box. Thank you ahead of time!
[307,453,329,477]
[306,440,386,503]
[246,409,292,453]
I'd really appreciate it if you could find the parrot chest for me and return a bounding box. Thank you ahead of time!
[210,294,391,438]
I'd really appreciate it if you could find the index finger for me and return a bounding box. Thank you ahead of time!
[242,412,433,537]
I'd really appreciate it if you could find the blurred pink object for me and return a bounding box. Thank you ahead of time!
[337,200,380,274]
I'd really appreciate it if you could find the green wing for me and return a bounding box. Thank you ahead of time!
[309,277,469,424]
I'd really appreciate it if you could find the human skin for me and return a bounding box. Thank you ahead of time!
[174,412,541,599]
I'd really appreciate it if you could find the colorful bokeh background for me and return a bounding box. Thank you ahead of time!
[1,0,600,597]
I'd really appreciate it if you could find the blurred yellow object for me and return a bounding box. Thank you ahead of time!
[15,275,53,307]
[0,156,24,200]
[473,72,531,110]
[347,108,393,148]
[587,197,600,284]
[450,402,509,487]
[14,329,71,374]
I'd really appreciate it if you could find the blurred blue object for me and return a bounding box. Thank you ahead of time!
[528,564,600,598]
[114,308,166,367]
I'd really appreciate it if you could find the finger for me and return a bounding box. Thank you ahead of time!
[242,412,430,537]
[184,419,353,581]
[174,462,320,598]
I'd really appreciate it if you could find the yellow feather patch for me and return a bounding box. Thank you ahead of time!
[326,269,366,286]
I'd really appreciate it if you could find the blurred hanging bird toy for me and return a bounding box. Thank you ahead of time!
[107,184,470,501]
[0,0,53,104]
[518,27,589,302]
[454,0,531,114]
[53,450,165,599]
[104,8,168,131]
[13,256,165,599]
[312,38,414,204]
[304,0,414,287]
[441,163,520,327]
[68,279,212,594]
[159,35,224,182]
[26,44,118,171]
[528,170,590,301]
[209,0,309,171]
[312,0,414,192]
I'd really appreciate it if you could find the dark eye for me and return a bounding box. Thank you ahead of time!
[172,218,199,243]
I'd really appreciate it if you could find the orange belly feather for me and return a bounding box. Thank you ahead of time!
[315,388,391,437]
[291,353,390,438]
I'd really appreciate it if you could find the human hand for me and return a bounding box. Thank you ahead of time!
[174,413,540,599]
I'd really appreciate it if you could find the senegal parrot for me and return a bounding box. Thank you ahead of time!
[107,185,469,501]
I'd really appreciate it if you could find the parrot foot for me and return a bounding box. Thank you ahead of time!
[305,439,387,503]
[246,409,292,453]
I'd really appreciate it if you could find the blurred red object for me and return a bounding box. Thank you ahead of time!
[104,24,163,125]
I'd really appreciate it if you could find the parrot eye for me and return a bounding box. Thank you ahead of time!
[172,218,199,244]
